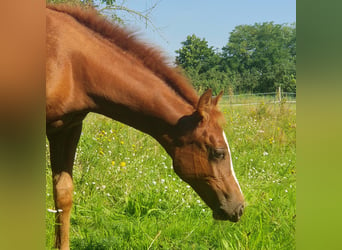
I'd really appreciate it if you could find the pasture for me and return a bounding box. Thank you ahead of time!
[46,100,296,249]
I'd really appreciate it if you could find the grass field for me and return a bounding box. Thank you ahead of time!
[46,100,296,249]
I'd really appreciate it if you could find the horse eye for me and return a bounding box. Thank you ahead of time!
[211,148,226,160]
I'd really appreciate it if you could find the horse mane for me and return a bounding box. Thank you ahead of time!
[47,4,199,107]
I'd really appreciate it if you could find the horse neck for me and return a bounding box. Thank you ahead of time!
[79,47,198,152]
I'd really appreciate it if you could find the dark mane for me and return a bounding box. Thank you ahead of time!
[47,4,198,107]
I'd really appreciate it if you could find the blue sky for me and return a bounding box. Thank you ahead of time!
[119,0,296,60]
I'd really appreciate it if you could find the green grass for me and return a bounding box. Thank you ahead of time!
[46,101,296,249]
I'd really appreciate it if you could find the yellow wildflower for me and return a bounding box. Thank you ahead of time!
[269,137,274,145]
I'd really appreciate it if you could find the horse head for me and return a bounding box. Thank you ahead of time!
[171,89,245,222]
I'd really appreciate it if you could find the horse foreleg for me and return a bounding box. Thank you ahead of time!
[53,171,73,250]
[48,123,82,250]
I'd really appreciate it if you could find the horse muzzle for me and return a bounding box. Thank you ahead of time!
[213,203,245,222]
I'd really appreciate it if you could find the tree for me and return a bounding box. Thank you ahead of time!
[176,23,296,94]
[175,35,228,94]
[222,22,296,92]
[175,34,220,75]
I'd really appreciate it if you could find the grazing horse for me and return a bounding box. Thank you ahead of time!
[46,4,244,249]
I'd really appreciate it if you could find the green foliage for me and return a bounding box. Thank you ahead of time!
[175,35,230,95]
[223,22,296,93]
[175,35,221,74]
[183,67,231,95]
[46,102,296,249]
[175,22,296,94]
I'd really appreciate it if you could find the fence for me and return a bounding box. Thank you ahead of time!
[220,91,296,106]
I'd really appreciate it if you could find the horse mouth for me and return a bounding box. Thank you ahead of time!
[212,208,241,222]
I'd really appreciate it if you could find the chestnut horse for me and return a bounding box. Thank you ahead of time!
[46,4,244,249]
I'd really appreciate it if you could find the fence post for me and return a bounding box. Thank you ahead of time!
[278,86,282,102]
[228,86,234,105]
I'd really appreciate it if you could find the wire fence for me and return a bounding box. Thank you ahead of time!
[220,92,296,106]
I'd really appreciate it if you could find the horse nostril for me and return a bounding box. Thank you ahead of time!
[238,204,245,217]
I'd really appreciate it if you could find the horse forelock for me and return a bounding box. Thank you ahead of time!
[47,4,199,108]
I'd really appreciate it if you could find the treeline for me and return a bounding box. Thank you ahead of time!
[175,22,296,95]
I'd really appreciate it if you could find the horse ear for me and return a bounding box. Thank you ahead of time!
[212,90,224,106]
[197,89,213,119]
